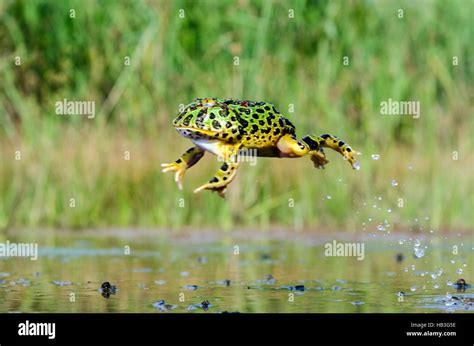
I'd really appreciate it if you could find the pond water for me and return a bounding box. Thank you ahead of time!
[0,230,472,313]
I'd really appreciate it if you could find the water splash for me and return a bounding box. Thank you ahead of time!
[414,247,425,258]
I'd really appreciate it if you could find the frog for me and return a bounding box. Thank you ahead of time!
[162,98,360,197]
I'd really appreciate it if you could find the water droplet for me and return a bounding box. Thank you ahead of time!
[456,268,463,274]
[387,208,392,213]
[410,286,417,292]
[433,283,439,289]
[399,239,405,245]
[391,179,398,187]
[371,154,380,160]
[326,195,332,200]
[450,259,455,264]
[431,273,437,279]
[407,164,413,170]
[353,161,361,170]
[414,239,421,247]
[446,280,452,286]
[377,224,386,231]
[414,247,425,258]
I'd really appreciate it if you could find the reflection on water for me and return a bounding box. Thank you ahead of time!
[0,231,472,313]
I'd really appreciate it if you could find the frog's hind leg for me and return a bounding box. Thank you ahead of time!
[161,146,205,189]
[302,134,360,169]
[193,147,240,198]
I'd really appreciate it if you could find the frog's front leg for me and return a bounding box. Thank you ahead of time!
[193,146,240,198]
[161,146,205,189]
[302,134,360,169]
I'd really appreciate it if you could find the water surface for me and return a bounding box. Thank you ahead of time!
[0,230,472,313]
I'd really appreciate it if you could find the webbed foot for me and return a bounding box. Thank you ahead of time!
[162,146,205,189]
[194,159,239,198]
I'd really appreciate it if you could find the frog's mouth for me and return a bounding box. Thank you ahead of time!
[175,127,218,140]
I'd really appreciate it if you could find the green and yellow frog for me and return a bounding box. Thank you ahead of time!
[162,98,360,197]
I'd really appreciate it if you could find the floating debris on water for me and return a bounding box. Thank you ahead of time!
[52,280,73,286]
[280,285,305,291]
[201,300,210,310]
[197,256,208,264]
[395,253,404,263]
[452,278,470,291]
[257,275,276,285]
[216,279,231,286]
[371,154,380,160]
[152,299,177,311]
[100,281,117,299]
[187,300,212,311]
[351,301,365,305]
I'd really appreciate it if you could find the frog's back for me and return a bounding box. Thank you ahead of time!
[173,98,295,147]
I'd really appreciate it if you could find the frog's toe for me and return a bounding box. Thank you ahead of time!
[343,150,361,170]
[193,183,228,198]
[161,162,186,189]
[310,151,330,169]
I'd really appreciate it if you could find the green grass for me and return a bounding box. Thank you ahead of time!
[0,0,473,231]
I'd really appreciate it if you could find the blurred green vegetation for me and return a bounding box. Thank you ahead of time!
[0,0,473,231]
